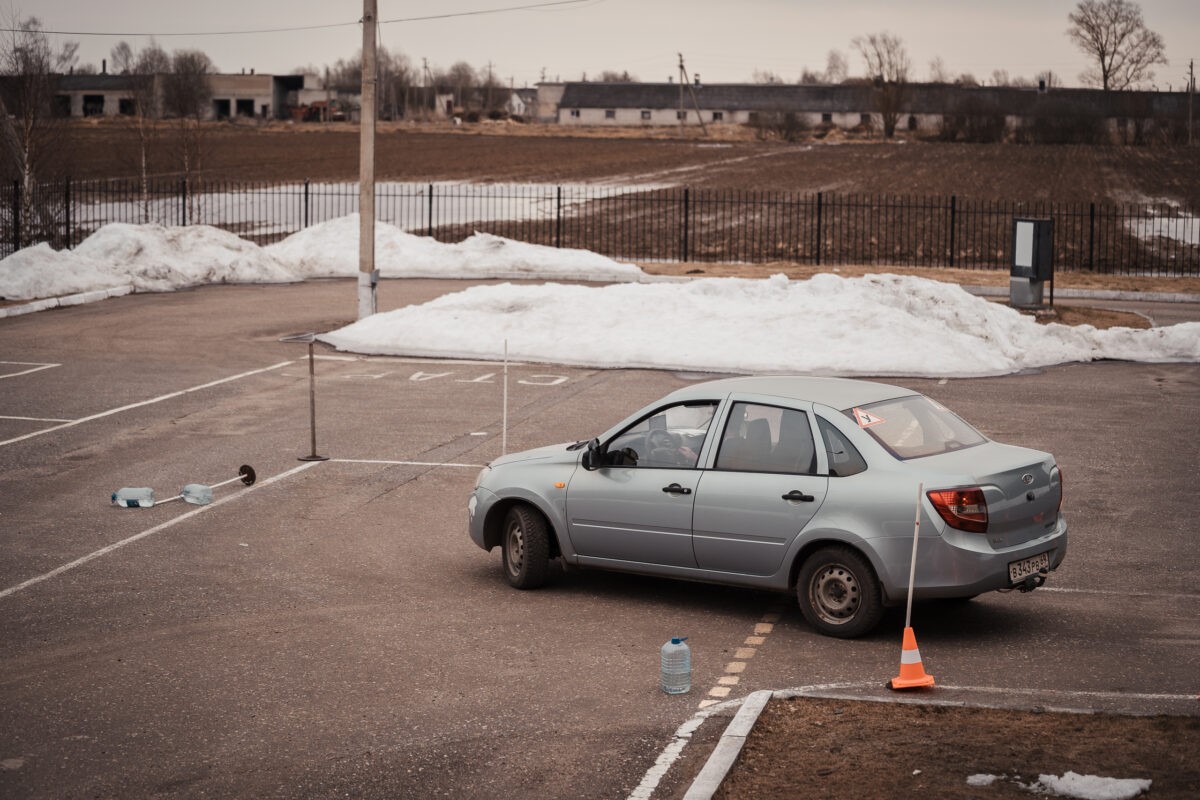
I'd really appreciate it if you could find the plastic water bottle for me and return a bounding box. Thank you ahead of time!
[180,484,213,505]
[660,636,691,694]
[111,487,155,508]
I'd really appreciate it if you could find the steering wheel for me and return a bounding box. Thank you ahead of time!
[647,429,684,465]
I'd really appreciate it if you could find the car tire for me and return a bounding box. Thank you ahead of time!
[797,546,883,638]
[502,504,550,590]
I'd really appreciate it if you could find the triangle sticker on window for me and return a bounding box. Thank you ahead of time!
[852,407,886,428]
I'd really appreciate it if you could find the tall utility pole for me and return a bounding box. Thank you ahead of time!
[677,53,707,137]
[1189,59,1194,146]
[358,0,378,319]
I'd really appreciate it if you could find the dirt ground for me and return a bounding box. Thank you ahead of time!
[52,118,1200,207]
[714,697,1200,800]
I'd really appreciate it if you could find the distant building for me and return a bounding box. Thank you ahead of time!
[48,71,356,122]
[544,80,1191,137]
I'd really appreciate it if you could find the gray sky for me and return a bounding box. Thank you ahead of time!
[27,0,1200,90]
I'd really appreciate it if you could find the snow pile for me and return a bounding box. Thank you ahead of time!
[1028,772,1151,800]
[265,215,643,281]
[967,772,1151,800]
[0,224,294,300]
[0,217,643,301]
[318,273,1200,378]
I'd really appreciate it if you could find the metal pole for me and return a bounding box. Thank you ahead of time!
[502,340,509,455]
[905,482,924,630]
[64,177,71,249]
[815,192,822,266]
[948,195,957,268]
[357,0,379,320]
[555,185,562,248]
[299,340,329,462]
[11,180,19,251]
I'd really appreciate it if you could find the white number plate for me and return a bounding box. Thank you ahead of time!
[1008,551,1050,583]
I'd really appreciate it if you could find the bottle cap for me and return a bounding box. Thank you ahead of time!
[670,636,688,644]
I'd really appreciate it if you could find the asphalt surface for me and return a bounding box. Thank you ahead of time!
[1,279,1197,799]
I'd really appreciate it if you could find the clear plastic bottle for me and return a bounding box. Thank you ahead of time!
[111,487,155,508]
[180,484,213,505]
[660,636,691,694]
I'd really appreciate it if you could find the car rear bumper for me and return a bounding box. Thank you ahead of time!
[874,517,1068,603]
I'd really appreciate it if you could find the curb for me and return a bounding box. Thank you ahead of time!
[676,683,1200,799]
[0,286,133,318]
[962,284,1200,304]
[682,690,772,800]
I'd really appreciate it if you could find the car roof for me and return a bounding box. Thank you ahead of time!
[663,375,916,411]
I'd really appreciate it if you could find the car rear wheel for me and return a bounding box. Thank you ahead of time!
[797,546,883,638]
[502,504,550,589]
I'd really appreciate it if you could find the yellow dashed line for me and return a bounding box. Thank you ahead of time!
[697,605,786,709]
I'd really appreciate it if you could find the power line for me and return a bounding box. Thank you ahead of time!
[0,0,594,39]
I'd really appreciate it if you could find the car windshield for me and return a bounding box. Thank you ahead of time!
[844,395,986,460]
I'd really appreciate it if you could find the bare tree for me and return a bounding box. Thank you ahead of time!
[110,41,169,219]
[798,67,825,84]
[110,41,134,74]
[751,69,784,84]
[443,61,476,111]
[852,32,910,138]
[162,49,213,210]
[928,57,950,83]
[0,16,78,246]
[597,70,636,82]
[824,50,848,84]
[1067,0,1167,90]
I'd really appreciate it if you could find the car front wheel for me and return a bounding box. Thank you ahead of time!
[502,504,550,589]
[797,546,883,638]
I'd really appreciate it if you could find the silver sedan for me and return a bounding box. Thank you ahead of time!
[468,376,1067,637]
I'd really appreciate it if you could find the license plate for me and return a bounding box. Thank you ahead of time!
[1009,551,1050,583]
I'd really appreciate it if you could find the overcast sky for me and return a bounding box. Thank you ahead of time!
[27,0,1200,90]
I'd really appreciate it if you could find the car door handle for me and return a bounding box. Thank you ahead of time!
[662,483,692,495]
[782,490,815,502]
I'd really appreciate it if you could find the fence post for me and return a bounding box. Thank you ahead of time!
[815,192,822,266]
[179,179,187,226]
[64,177,72,249]
[555,185,562,249]
[304,178,311,228]
[681,188,690,262]
[426,183,434,237]
[12,180,21,251]
[948,195,957,267]
[1088,202,1095,272]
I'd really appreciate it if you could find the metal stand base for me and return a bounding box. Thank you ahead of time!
[1009,277,1045,308]
[298,454,330,462]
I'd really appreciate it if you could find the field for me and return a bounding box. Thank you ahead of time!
[55,119,1200,207]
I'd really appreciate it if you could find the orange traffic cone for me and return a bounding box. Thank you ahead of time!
[888,626,935,690]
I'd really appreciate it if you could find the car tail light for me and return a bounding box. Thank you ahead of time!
[927,488,988,533]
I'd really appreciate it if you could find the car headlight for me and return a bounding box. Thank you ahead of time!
[475,465,491,488]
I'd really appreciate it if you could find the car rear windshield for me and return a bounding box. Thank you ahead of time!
[844,395,987,460]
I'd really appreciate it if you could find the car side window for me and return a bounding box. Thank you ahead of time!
[605,402,717,468]
[715,402,816,474]
[817,416,867,477]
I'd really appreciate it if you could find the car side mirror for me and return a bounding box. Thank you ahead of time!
[582,438,602,470]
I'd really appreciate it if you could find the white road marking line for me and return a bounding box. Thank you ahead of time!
[1040,586,1199,600]
[0,361,60,380]
[0,462,321,601]
[0,361,294,448]
[0,415,74,423]
[331,458,485,468]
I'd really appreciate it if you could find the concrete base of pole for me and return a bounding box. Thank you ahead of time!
[357,270,378,319]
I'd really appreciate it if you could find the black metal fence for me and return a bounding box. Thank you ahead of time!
[3,178,1197,276]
